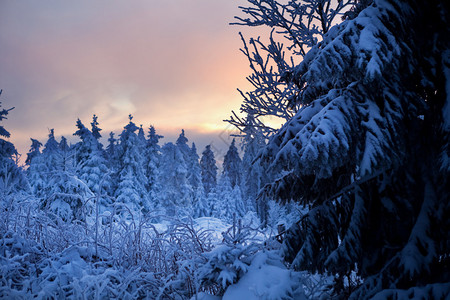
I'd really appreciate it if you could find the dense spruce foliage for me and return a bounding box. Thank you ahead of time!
[18,115,265,223]
[230,0,449,298]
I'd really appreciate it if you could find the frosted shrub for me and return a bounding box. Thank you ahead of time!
[0,232,43,298]
[197,217,262,296]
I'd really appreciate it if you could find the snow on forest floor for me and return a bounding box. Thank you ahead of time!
[0,203,334,299]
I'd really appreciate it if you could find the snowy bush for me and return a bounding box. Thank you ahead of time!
[0,232,43,298]
[222,251,306,300]
[197,217,264,296]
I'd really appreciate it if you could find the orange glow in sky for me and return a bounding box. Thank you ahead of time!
[0,0,260,162]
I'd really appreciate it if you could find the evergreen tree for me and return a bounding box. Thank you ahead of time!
[58,136,75,173]
[215,175,245,223]
[42,129,61,171]
[73,119,92,165]
[105,131,119,196]
[148,125,163,149]
[146,126,163,211]
[193,189,209,218]
[205,188,218,217]
[41,170,93,222]
[189,143,205,218]
[200,144,218,196]
[240,0,450,297]
[174,130,202,216]
[25,138,42,166]
[240,112,267,212]
[188,143,202,188]
[26,138,46,197]
[90,114,102,141]
[0,99,27,193]
[27,131,61,198]
[106,132,117,159]
[59,136,69,152]
[115,115,149,212]
[106,132,118,171]
[73,119,110,196]
[32,129,92,221]
[222,139,242,188]
[176,129,190,161]
[158,142,192,217]
[137,125,146,147]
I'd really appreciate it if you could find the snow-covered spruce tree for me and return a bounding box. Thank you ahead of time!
[106,131,117,164]
[226,0,356,137]
[188,143,202,190]
[27,130,57,199]
[24,138,44,202]
[146,125,163,212]
[200,144,218,196]
[198,144,218,217]
[0,98,28,194]
[36,129,92,221]
[205,188,217,218]
[115,115,149,213]
[137,124,146,148]
[26,139,47,197]
[236,0,450,297]
[193,189,208,218]
[58,136,76,174]
[105,131,119,194]
[176,129,190,160]
[74,117,111,197]
[215,175,246,223]
[73,119,92,165]
[90,114,102,143]
[174,130,202,217]
[158,142,192,217]
[189,143,206,218]
[240,112,267,215]
[222,138,242,189]
[28,129,60,199]
[73,117,112,214]
[25,138,42,166]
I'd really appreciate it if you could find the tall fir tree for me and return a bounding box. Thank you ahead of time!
[73,119,92,165]
[42,129,61,172]
[34,129,92,221]
[176,129,190,161]
[58,136,75,173]
[26,138,46,196]
[146,125,163,211]
[137,125,146,147]
[215,175,245,223]
[106,131,117,159]
[115,115,149,212]
[200,144,218,196]
[25,138,42,166]
[0,99,27,193]
[222,139,242,189]
[188,143,206,218]
[105,131,119,196]
[158,142,192,217]
[90,114,102,141]
[73,118,110,196]
[240,112,267,214]
[238,0,450,297]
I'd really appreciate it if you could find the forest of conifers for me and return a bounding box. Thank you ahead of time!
[1,0,449,299]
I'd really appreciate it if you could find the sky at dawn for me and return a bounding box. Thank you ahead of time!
[0,0,256,163]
